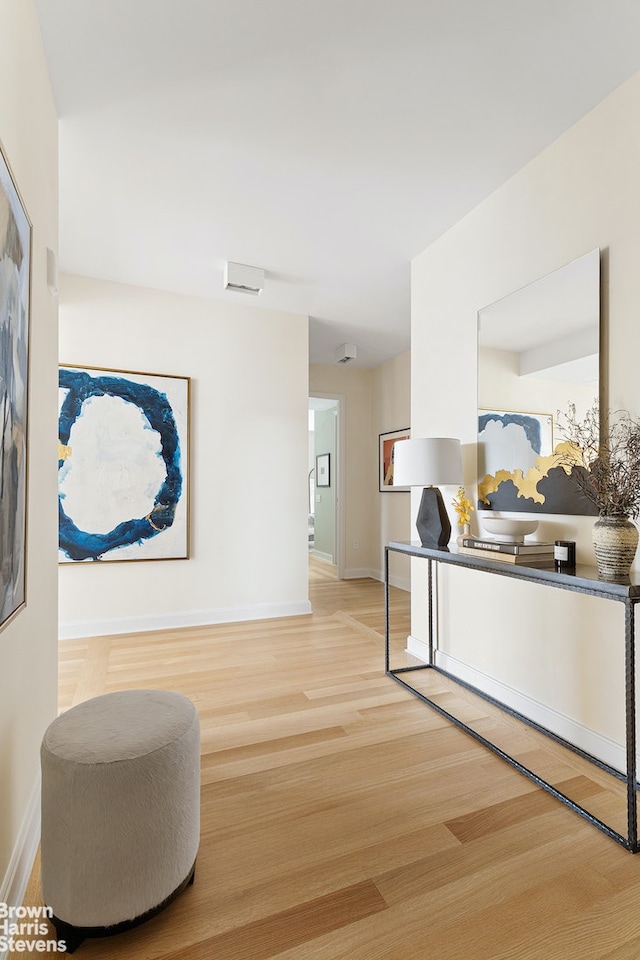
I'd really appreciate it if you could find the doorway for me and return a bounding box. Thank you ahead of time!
[308,395,343,578]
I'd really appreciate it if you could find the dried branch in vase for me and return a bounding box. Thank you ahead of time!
[556,401,640,519]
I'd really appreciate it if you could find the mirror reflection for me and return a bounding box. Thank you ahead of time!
[477,247,600,516]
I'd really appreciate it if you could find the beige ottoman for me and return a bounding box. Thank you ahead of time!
[40,689,200,953]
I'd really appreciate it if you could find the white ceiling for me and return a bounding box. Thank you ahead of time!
[33,1,640,368]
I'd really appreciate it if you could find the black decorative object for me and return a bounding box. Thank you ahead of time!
[554,540,576,571]
[416,487,451,548]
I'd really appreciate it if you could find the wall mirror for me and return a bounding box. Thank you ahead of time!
[477,247,600,515]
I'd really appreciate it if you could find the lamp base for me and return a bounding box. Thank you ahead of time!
[416,487,451,548]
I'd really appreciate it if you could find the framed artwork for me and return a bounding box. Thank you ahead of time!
[316,453,330,487]
[58,365,190,562]
[478,409,553,476]
[379,428,410,492]
[0,142,31,630]
[478,408,597,515]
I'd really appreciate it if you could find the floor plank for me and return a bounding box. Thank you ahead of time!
[21,572,640,959]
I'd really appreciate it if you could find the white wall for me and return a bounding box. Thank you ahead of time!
[410,70,640,763]
[0,0,59,908]
[371,351,412,587]
[59,274,310,637]
[309,353,411,583]
[309,364,375,578]
[478,345,597,431]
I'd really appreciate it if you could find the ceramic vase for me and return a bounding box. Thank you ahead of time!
[592,515,639,581]
[456,523,471,546]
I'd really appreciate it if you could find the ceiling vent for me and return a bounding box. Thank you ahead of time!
[335,343,357,364]
[224,261,264,295]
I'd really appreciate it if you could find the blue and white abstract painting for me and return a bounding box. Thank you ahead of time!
[478,409,553,479]
[0,143,30,629]
[58,365,190,562]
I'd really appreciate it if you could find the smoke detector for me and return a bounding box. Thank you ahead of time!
[335,343,357,364]
[224,261,265,295]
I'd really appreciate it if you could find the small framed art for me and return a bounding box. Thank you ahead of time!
[316,453,330,487]
[379,429,410,491]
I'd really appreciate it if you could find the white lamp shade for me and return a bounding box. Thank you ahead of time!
[393,437,463,487]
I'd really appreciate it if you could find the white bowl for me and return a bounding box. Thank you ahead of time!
[479,516,539,543]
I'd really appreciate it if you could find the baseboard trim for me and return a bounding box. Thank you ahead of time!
[58,600,313,641]
[406,633,430,662]
[0,774,41,931]
[310,550,334,564]
[342,567,377,580]
[369,568,410,592]
[404,637,626,774]
[341,568,409,590]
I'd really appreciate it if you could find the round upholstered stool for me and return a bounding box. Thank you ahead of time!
[40,689,200,953]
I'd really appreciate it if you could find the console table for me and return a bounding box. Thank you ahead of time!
[384,540,640,852]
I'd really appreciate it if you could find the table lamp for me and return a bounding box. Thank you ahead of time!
[393,437,463,548]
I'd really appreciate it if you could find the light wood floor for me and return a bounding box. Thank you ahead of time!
[308,553,338,583]
[23,569,640,959]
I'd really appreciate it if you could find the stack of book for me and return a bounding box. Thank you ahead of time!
[458,537,555,565]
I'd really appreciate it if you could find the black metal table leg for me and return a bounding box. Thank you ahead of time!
[625,599,638,850]
[427,557,434,665]
[384,546,390,674]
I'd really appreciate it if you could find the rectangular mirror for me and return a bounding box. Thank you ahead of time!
[477,247,600,516]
